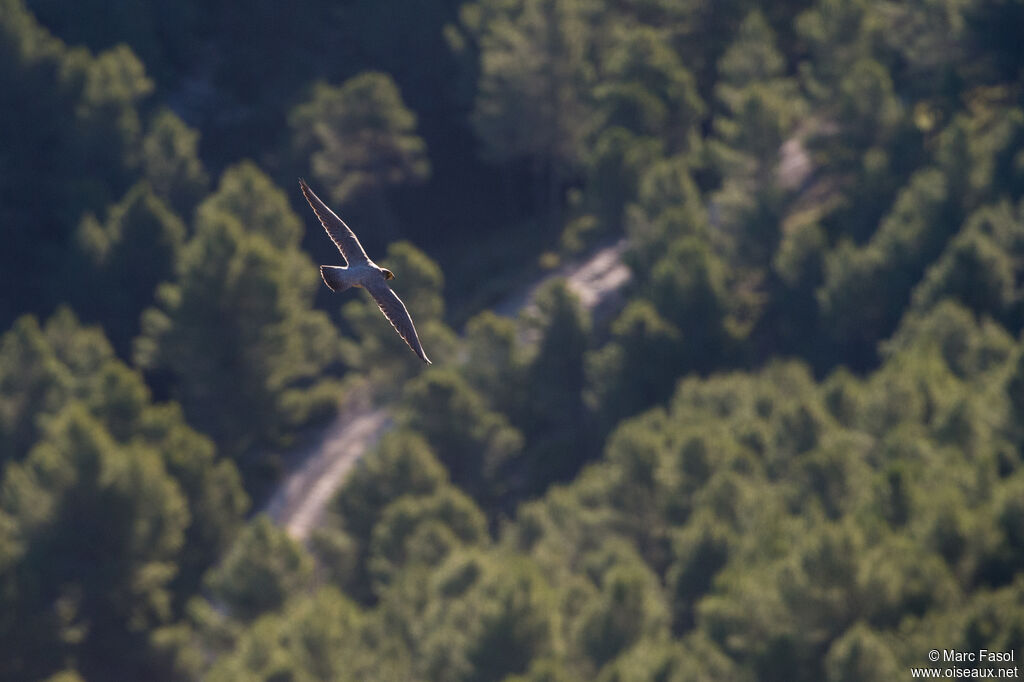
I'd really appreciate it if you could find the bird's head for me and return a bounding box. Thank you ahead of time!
[381,268,395,281]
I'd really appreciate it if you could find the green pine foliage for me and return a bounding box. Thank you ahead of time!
[290,72,431,208]
[0,309,246,680]
[2,0,1024,679]
[135,162,343,480]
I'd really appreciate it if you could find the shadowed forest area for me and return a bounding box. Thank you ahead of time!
[1,0,1024,680]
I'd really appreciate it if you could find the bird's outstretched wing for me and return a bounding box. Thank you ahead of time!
[299,178,370,265]
[364,279,431,364]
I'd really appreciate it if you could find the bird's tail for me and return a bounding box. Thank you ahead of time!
[320,266,352,292]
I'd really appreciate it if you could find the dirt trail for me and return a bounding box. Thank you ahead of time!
[265,240,632,541]
[492,239,631,319]
[263,408,391,539]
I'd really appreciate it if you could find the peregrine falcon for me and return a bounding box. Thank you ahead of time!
[299,178,431,364]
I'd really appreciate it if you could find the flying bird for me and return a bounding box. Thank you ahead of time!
[299,178,431,364]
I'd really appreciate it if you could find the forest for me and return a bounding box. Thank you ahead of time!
[1,0,1023,679]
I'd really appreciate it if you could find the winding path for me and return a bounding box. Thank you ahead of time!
[263,406,391,539]
[264,240,631,540]
[492,239,631,319]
